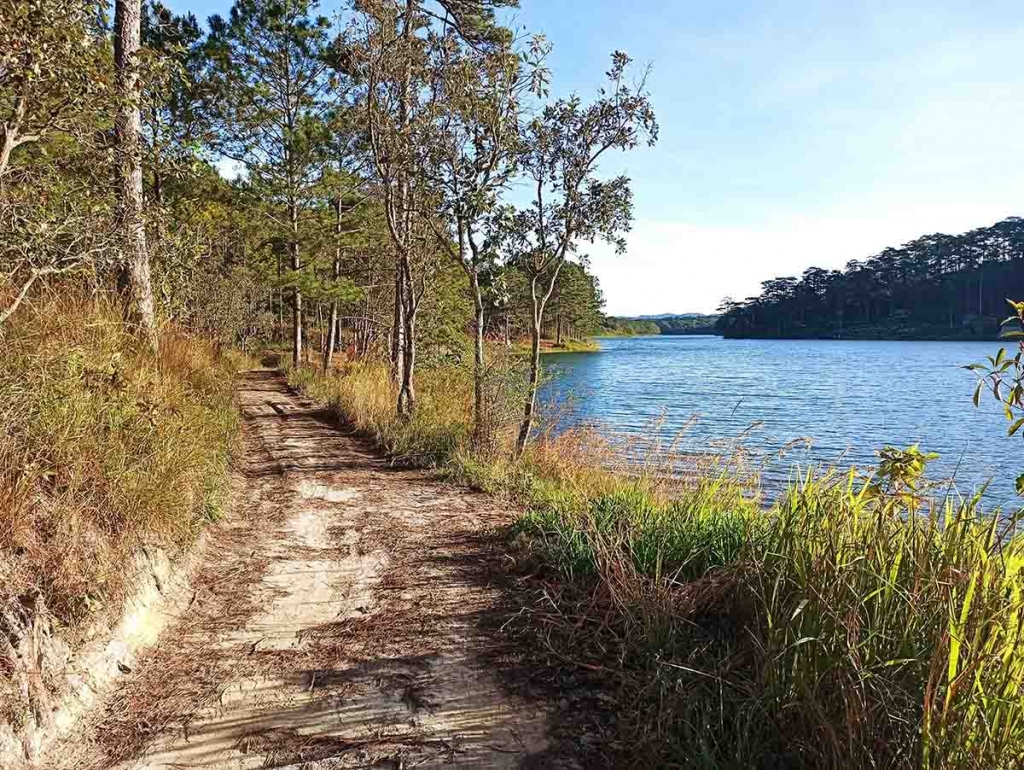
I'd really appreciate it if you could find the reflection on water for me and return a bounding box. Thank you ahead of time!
[540,335,1021,507]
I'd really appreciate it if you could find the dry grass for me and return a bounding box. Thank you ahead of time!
[0,291,244,629]
[286,346,527,467]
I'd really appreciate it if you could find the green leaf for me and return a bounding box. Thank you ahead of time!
[973,381,982,408]
[1017,474,1024,496]
[1010,417,1024,437]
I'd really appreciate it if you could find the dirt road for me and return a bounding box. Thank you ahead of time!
[55,371,564,769]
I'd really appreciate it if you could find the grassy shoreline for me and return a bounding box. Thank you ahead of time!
[513,338,603,354]
[287,358,1024,769]
[540,338,601,353]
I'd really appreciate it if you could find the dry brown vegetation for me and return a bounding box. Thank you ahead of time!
[0,290,243,633]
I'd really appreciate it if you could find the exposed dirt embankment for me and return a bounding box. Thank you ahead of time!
[1,510,212,767]
[41,370,568,769]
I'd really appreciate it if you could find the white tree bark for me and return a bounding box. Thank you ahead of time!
[114,0,157,350]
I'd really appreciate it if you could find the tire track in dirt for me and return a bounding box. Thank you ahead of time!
[52,370,565,770]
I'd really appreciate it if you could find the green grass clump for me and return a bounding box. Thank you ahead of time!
[0,293,243,627]
[515,476,758,582]
[737,473,1024,769]
[533,469,1024,770]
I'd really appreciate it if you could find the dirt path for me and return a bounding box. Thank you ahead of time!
[54,371,565,770]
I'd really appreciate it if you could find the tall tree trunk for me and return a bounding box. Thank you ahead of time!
[289,198,302,368]
[324,295,339,373]
[393,0,417,417]
[391,259,406,381]
[397,254,416,416]
[360,289,372,357]
[276,251,284,341]
[114,0,156,350]
[516,262,565,457]
[323,197,343,373]
[515,307,543,458]
[471,270,487,447]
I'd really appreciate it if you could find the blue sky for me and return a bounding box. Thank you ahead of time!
[180,0,1024,314]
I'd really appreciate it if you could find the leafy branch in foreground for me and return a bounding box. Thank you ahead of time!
[967,299,1024,494]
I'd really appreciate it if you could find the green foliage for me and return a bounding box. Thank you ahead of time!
[868,443,940,506]
[1,0,117,314]
[599,314,723,336]
[140,1,210,203]
[652,313,720,334]
[599,317,660,336]
[968,299,1024,494]
[0,0,112,177]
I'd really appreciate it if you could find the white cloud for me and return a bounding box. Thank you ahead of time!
[214,157,245,181]
[590,202,1022,316]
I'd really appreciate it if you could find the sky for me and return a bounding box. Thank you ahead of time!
[178,0,1024,315]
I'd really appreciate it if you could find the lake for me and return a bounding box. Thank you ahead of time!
[540,335,1023,507]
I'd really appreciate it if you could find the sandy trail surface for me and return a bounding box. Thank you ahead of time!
[54,370,563,770]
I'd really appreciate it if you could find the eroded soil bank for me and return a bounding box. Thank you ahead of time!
[49,371,576,769]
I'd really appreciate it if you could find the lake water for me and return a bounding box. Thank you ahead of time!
[540,336,1022,507]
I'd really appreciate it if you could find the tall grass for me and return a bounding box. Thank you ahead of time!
[518,468,1024,769]
[0,292,244,628]
[745,475,1024,769]
[286,345,527,466]
[287,356,1024,768]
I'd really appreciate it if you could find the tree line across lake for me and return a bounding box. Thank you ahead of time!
[716,216,1024,340]
[600,312,720,336]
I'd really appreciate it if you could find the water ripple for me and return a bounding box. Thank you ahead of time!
[541,336,1019,507]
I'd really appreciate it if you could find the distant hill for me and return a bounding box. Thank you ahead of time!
[650,314,721,335]
[629,312,713,321]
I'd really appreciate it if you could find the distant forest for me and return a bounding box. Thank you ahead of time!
[716,217,1024,340]
[600,313,720,336]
